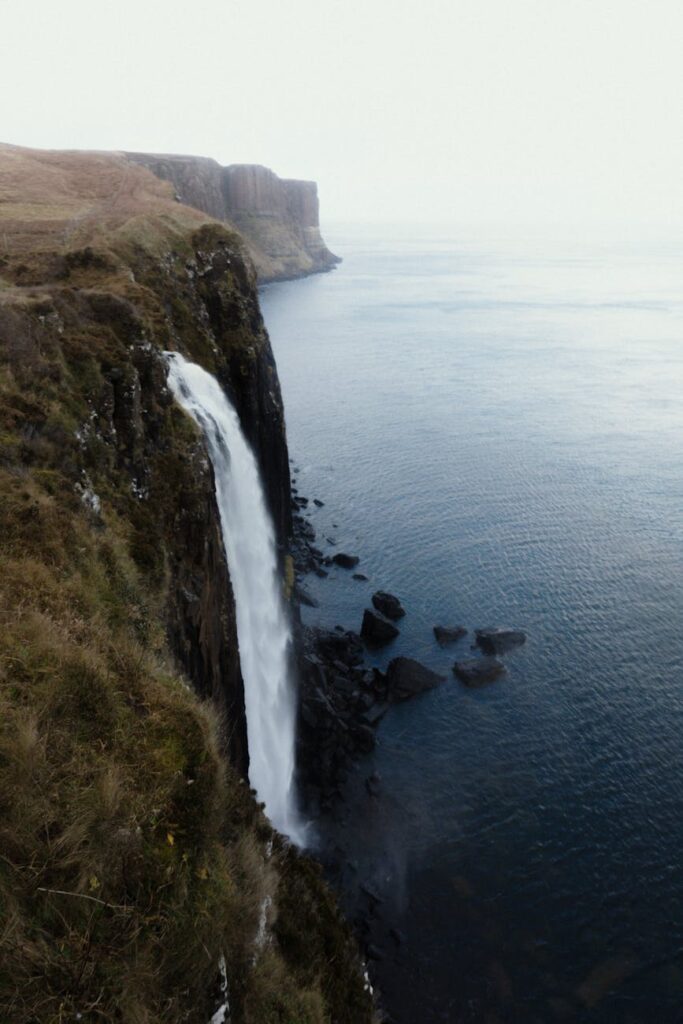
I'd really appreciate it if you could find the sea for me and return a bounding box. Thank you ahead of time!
[260,225,683,1023]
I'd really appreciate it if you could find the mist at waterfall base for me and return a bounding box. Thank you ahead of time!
[260,228,683,1023]
[166,354,305,846]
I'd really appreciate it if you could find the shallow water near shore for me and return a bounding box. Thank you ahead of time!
[261,225,683,1022]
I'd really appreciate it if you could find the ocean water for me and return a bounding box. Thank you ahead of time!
[260,226,683,1023]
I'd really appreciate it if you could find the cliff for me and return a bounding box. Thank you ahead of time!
[126,152,341,282]
[0,143,371,1023]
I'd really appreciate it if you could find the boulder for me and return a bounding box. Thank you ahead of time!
[433,625,467,646]
[453,657,506,687]
[352,573,368,582]
[313,498,324,507]
[311,627,364,666]
[332,552,360,569]
[385,657,446,700]
[475,627,526,655]
[371,591,405,621]
[360,609,399,646]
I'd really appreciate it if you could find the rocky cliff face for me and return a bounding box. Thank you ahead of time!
[0,143,371,1024]
[126,152,341,282]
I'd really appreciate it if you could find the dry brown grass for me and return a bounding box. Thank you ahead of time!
[0,143,206,258]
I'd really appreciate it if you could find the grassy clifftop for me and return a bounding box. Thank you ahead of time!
[0,144,372,1024]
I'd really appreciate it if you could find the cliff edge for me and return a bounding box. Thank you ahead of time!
[0,143,370,1024]
[126,152,341,282]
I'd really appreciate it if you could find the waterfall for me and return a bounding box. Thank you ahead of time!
[166,353,304,844]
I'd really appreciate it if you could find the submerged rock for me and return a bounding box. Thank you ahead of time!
[361,610,399,646]
[433,624,468,646]
[332,552,360,569]
[453,657,506,687]
[352,573,368,582]
[385,657,446,700]
[371,591,405,621]
[361,701,390,726]
[295,584,319,608]
[475,627,526,655]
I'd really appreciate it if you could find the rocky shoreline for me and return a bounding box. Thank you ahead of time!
[288,464,528,1017]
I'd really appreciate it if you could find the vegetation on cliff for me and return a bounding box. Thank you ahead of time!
[0,145,373,1023]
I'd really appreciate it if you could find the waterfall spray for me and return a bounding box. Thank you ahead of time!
[166,353,304,844]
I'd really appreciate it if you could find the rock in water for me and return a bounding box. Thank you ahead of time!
[311,627,364,666]
[371,591,405,620]
[475,627,526,654]
[433,625,468,646]
[352,573,368,581]
[453,657,506,687]
[332,552,360,569]
[385,657,446,700]
[361,610,399,646]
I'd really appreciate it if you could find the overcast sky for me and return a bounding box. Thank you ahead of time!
[1,0,681,228]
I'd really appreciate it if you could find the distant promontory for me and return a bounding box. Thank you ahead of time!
[127,152,340,282]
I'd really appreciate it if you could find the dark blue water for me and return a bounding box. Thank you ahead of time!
[261,227,683,1023]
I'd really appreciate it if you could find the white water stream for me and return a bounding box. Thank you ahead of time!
[166,353,304,844]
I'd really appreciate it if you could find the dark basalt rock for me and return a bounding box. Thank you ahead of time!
[365,771,382,797]
[290,508,326,576]
[355,724,376,754]
[433,625,468,646]
[385,657,446,700]
[371,591,405,621]
[297,628,387,805]
[360,610,399,646]
[352,573,368,582]
[312,627,364,666]
[475,627,526,655]
[313,498,324,507]
[332,552,360,569]
[453,657,506,687]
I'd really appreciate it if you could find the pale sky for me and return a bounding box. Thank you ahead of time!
[1,0,681,227]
